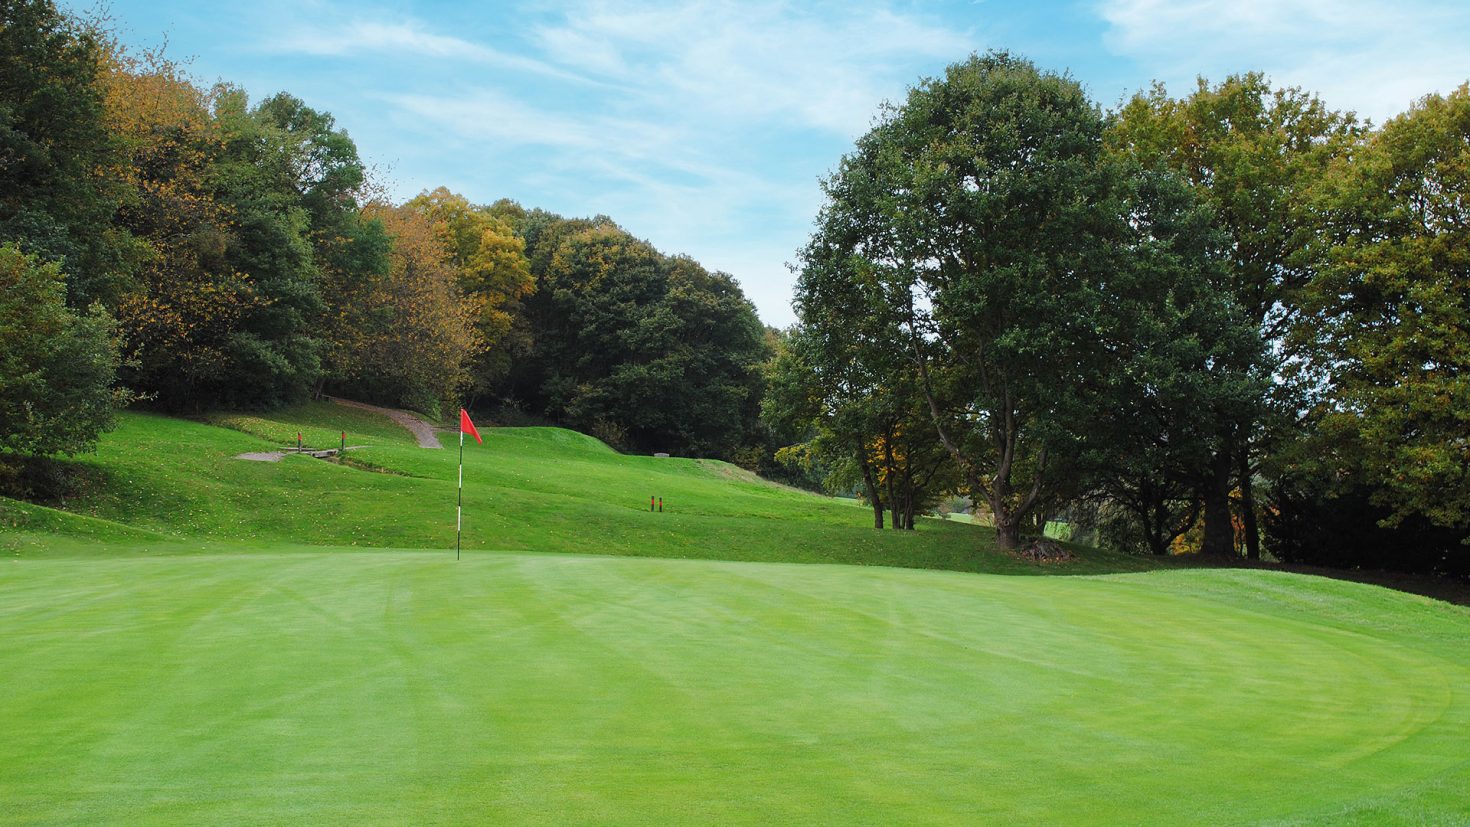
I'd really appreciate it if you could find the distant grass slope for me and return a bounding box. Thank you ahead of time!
[11,404,1159,575]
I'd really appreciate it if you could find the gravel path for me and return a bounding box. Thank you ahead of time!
[329,397,444,449]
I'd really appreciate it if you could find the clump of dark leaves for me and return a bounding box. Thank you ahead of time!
[0,455,89,502]
[1013,538,1074,564]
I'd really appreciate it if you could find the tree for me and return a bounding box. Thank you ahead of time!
[788,224,958,530]
[1110,73,1360,557]
[194,88,376,408]
[0,0,139,306]
[1266,476,1470,579]
[331,203,483,415]
[99,43,264,406]
[802,52,1270,552]
[646,256,769,456]
[810,52,1123,550]
[1297,84,1470,533]
[533,223,663,441]
[765,325,885,528]
[500,210,612,412]
[316,211,393,395]
[0,244,128,458]
[496,212,767,457]
[1077,168,1267,555]
[402,188,533,391]
[758,328,829,485]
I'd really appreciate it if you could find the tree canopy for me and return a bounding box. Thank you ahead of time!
[1109,73,1361,557]
[508,215,767,457]
[794,53,1257,550]
[1297,84,1470,533]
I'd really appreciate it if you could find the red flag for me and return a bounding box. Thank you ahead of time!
[459,408,482,444]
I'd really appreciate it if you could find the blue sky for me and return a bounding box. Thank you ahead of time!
[76,0,1470,325]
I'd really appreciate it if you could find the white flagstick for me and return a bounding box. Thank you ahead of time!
[456,428,464,560]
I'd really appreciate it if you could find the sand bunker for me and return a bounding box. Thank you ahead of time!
[235,451,286,462]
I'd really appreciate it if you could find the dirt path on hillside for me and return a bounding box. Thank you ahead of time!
[329,397,443,449]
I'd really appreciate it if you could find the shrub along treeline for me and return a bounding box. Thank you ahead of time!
[0,0,768,473]
[771,52,1470,577]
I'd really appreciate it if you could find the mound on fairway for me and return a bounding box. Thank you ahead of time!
[4,403,1469,824]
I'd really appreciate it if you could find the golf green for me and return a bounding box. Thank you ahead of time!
[4,548,1468,824]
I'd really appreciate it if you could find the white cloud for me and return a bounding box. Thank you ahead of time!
[269,18,592,84]
[386,90,613,152]
[278,20,492,60]
[383,88,738,184]
[529,0,978,137]
[1097,0,1470,122]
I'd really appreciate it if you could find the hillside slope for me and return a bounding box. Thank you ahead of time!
[3,403,1158,575]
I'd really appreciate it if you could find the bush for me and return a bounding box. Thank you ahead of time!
[0,454,90,502]
[0,244,130,458]
[1266,479,1469,580]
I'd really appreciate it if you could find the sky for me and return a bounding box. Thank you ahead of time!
[74,0,1470,326]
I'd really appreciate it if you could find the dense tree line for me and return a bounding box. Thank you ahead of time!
[496,208,768,457]
[776,52,1470,575]
[0,0,767,484]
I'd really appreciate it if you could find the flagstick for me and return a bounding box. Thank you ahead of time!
[456,429,464,560]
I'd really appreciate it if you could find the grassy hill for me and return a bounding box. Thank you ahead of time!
[3,403,1156,575]
[3,403,1469,824]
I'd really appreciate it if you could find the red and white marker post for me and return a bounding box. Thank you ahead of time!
[456,409,483,560]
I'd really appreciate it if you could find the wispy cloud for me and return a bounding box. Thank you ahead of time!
[277,20,492,60]
[267,17,592,84]
[530,0,977,136]
[1097,0,1470,122]
[386,90,613,152]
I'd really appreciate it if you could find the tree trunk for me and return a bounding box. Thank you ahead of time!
[901,466,916,530]
[1238,449,1260,560]
[1145,498,1168,556]
[860,458,883,530]
[995,519,1021,550]
[992,491,1021,550]
[884,436,900,530]
[1201,448,1235,557]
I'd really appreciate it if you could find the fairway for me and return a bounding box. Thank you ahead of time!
[4,548,1469,824]
[4,407,1470,824]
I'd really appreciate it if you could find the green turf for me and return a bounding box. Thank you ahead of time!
[3,550,1468,824]
[4,405,1160,575]
[3,404,1469,824]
